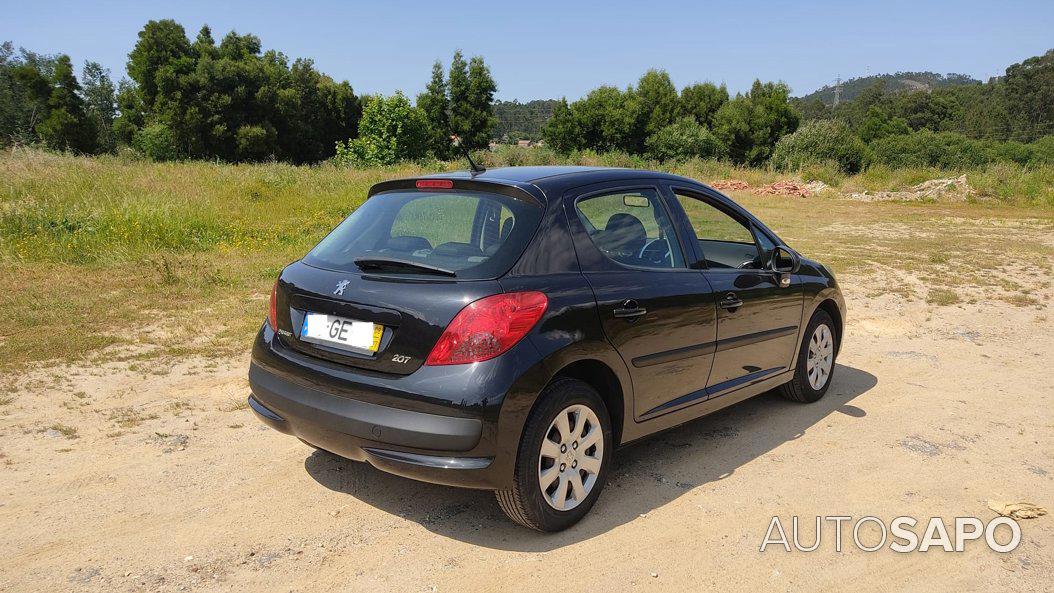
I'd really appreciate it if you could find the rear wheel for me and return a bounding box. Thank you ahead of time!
[779,310,837,403]
[495,378,612,531]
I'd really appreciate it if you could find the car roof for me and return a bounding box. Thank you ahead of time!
[431,165,701,188]
[370,166,718,209]
[430,166,606,183]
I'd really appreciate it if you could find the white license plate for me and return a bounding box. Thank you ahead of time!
[300,313,383,353]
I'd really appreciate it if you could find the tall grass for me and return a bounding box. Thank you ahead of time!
[0,147,1050,370]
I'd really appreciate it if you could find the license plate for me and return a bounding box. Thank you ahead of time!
[300,313,383,353]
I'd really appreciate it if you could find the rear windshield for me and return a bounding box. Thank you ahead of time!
[303,189,542,279]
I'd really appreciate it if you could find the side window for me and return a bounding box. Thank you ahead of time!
[575,189,686,269]
[674,192,761,269]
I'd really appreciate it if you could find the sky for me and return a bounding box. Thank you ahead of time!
[3,0,1053,101]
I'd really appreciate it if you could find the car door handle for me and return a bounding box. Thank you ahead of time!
[613,299,647,319]
[719,293,743,310]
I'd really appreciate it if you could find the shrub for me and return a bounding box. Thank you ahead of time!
[1030,136,1054,164]
[869,130,992,169]
[798,161,847,187]
[333,92,428,167]
[770,120,869,173]
[235,125,275,162]
[132,123,180,162]
[645,117,726,162]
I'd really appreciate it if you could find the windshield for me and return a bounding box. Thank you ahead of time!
[303,189,542,279]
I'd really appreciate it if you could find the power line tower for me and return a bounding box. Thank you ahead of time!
[833,77,842,107]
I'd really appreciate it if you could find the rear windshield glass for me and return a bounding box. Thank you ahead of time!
[303,190,542,279]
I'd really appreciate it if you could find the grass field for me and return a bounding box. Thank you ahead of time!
[1,148,1052,371]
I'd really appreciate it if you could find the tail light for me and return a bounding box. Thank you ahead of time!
[268,280,278,331]
[425,291,548,366]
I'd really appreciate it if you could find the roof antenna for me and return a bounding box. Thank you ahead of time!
[450,134,485,175]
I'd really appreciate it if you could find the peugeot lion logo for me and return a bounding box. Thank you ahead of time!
[333,279,350,296]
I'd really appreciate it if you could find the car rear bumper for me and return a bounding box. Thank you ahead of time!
[248,363,483,451]
[247,324,548,490]
[248,362,505,488]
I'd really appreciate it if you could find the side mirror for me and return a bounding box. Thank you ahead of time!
[770,246,800,287]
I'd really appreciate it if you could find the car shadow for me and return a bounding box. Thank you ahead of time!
[304,363,877,551]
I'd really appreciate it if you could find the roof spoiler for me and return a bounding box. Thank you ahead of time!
[367,177,545,207]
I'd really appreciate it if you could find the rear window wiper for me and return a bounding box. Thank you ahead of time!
[353,257,457,277]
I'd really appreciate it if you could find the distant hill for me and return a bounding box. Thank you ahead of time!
[798,72,982,105]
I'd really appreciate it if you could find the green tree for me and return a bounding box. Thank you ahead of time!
[81,61,117,152]
[126,19,194,107]
[447,51,470,144]
[572,85,643,153]
[112,78,144,145]
[636,69,679,137]
[645,116,726,161]
[36,55,96,153]
[334,92,428,166]
[712,80,799,165]
[678,82,728,127]
[895,91,961,132]
[422,51,497,153]
[857,106,910,142]
[417,60,450,158]
[1004,49,1054,141]
[1,44,56,144]
[123,19,360,162]
[541,98,580,152]
[463,56,498,150]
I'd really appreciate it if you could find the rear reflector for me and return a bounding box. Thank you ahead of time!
[416,179,454,190]
[425,291,548,366]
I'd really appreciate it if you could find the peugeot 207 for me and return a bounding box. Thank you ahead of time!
[248,166,845,531]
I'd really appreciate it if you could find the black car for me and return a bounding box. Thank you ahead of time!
[248,166,845,531]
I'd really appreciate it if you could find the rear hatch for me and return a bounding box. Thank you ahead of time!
[274,182,544,375]
[276,262,501,375]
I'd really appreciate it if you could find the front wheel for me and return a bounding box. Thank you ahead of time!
[779,310,838,403]
[495,378,613,531]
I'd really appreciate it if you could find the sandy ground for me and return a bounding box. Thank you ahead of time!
[2,269,1052,592]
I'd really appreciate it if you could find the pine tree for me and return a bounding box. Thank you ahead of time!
[464,56,497,150]
[417,60,450,158]
[81,61,116,152]
[447,50,470,147]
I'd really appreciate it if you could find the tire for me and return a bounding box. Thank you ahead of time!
[495,378,613,531]
[779,309,838,403]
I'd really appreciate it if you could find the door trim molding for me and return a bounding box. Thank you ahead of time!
[630,324,797,368]
[632,341,716,368]
[638,366,785,419]
[715,324,798,353]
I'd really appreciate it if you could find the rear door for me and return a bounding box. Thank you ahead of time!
[564,182,717,420]
[668,187,804,394]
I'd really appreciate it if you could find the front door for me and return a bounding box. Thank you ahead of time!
[565,184,717,419]
[669,188,804,395]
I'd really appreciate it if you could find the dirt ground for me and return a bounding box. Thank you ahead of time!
[2,240,1053,592]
